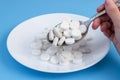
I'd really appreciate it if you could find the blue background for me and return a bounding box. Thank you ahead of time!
[0,0,120,80]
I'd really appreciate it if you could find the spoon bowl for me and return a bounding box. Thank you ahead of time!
[47,0,120,46]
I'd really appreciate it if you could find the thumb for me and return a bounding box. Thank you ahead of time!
[105,0,120,25]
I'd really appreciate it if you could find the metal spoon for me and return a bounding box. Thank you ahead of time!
[47,0,120,46]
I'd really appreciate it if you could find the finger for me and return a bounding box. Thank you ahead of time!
[100,22,111,32]
[92,18,101,29]
[92,15,110,30]
[105,0,120,25]
[103,29,114,39]
[99,14,110,22]
[96,0,116,12]
[101,21,114,39]
[97,4,105,12]
[103,30,110,38]
[119,7,120,10]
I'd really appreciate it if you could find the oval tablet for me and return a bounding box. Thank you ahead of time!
[65,38,75,45]
[50,55,59,64]
[60,21,70,31]
[79,25,87,34]
[63,30,71,38]
[71,29,81,37]
[70,20,80,29]
[48,30,54,41]
[52,37,59,46]
[58,36,66,46]
[40,53,50,61]
[53,27,62,38]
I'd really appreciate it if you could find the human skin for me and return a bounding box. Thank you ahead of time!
[92,0,120,54]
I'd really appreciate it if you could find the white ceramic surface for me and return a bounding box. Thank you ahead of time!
[7,13,110,73]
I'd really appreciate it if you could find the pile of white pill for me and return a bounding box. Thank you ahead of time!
[48,20,87,46]
[30,33,92,65]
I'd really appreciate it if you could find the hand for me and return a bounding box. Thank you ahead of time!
[92,0,120,54]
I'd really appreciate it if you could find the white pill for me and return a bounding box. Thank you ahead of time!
[50,55,59,64]
[56,46,63,55]
[52,37,59,46]
[58,54,70,65]
[45,45,59,55]
[70,20,80,29]
[48,30,54,41]
[72,58,82,64]
[73,51,83,59]
[74,33,82,40]
[43,48,55,55]
[79,25,87,34]
[61,51,73,61]
[31,49,41,56]
[58,36,66,46]
[63,30,71,38]
[71,29,82,40]
[60,21,70,31]
[40,53,50,61]
[74,36,82,40]
[72,51,83,64]
[56,24,63,33]
[65,38,75,45]
[53,27,62,38]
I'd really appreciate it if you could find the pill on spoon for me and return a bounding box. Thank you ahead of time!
[48,30,54,41]
[65,38,75,45]
[52,37,59,46]
[60,21,70,31]
[58,36,66,46]
[63,30,71,38]
[71,29,82,40]
[69,20,80,29]
[53,27,62,38]
[79,25,87,34]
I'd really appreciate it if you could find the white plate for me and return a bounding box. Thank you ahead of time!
[7,13,110,73]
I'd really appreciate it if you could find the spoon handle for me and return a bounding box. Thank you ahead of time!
[90,0,120,21]
[90,10,106,21]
